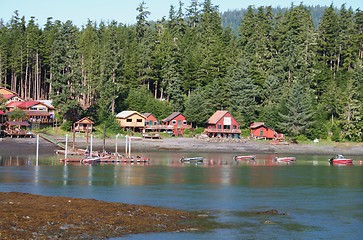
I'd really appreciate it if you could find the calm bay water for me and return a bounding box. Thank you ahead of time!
[1,151,362,239]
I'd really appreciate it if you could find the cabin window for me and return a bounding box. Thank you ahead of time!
[154,121,158,125]
[260,130,264,136]
[172,120,176,124]
[217,124,222,129]
[126,119,132,122]
[183,120,187,125]
[224,125,230,130]
[233,125,237,129]
[137,119,142,123]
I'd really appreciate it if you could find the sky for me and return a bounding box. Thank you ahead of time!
[0,0,362,27]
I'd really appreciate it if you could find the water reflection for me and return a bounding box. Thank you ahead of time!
[1,152,363,239]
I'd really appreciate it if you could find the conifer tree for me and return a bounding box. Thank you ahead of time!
[278,81,315,137]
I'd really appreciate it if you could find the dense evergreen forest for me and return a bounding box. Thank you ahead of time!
[0,0,363,141]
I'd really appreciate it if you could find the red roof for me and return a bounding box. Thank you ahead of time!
[18,101,39,109]
[207,110,229,124]
[6,101,23,108]
[0,110,5,115]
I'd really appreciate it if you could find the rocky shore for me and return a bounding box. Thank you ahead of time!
[0,192,209,239]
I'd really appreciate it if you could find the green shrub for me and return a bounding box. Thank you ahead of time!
[60,120,72,131]
[331,124,341,142]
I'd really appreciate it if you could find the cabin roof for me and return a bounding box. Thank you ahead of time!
[116,110,145,119]
[0,110,5,115]
[4,121,30,126]
[250,122,266,129]
[1,94,16,100]
[0,87,18,96]
[162,112,182,122]
[143,113,152,118]
[75,117,94,124]
[17,101,39,109]
[36,100,55,110]
[6,101,23,108]
[207,110,229,124]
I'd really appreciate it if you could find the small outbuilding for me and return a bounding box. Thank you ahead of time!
[73,117,94,133]
[250,122,280,140]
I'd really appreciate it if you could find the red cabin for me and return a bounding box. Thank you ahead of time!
[143,113,158,127]
[162,112,190,136]
[204,110,241,138]
[250,122,279,140]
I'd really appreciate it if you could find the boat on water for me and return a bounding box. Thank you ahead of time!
[180,157,204,163]
[233,155,256,161]
[274,157,296,163]
[81,157,101,164]
[329,154,353,165]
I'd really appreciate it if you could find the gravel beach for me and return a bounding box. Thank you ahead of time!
[1,135,363,156]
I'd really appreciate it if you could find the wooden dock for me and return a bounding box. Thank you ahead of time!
[38,133,66,149]
[60,155,150,165]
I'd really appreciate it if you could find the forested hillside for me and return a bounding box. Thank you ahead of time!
[221,5,328,32]
[0,0,362,141]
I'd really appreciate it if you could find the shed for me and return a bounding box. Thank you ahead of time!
[250,122,277,139]
[74,117,94,133]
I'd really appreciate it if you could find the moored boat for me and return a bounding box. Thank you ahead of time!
[274,157,296,163]
[233,155,256,161]
[180,157,204,163]
[81,157,101,164]
[329,154,353,165]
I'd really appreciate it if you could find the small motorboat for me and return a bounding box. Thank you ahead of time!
[329,154,353,165]
[233,155,256,161]
[180,157,204,163]
[274,157,296,163]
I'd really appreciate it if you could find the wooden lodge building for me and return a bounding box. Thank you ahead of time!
[116,110,146,132]
[204,110,241,138]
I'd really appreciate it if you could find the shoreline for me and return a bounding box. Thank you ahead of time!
[0,192,209,239]
[1,135,363,156]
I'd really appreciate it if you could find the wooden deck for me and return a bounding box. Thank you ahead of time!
[3,129,33,138]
